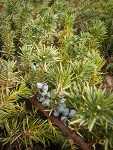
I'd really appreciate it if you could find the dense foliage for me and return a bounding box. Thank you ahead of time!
[0,0,113,149]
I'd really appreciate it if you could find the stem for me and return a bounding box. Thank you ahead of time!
[31,93,91,150]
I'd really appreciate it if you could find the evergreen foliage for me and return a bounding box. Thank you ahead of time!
[0,0,113,149]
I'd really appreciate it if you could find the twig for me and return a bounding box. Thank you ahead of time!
[31,93,91,150]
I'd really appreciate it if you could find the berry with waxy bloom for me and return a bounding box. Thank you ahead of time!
[39,97,46,102]
[37,82,43,89]
[69,109,76,117]
[62,108,69,116]
[42,100,51,107]
[53,111,59,117]
[61,116,68,126]
[56,106,65,113]
[42,84,48,92]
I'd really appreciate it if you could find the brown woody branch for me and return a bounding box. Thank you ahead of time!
[31,93,91,150]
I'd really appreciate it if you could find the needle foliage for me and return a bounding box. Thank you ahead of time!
[0,0,113,149]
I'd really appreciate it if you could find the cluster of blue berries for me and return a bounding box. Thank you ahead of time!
[37,82,51,107]
[37,82,76,126]
[53,99,76,126]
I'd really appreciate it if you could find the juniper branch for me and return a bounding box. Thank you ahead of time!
[31,93,91,150]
